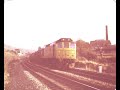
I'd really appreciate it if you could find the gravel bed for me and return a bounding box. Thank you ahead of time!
[5,62,50,90]
[52,69,116,89]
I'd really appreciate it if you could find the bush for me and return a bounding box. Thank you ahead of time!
[104,63,116,73]
[75,62,86,68]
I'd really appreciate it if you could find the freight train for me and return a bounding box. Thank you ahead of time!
[29,38,76,69]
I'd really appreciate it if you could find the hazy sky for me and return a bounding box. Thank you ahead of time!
[4,0,116,50]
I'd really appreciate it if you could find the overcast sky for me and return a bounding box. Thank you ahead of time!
[4,0,116,50]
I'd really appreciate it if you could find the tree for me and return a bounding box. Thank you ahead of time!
[76,39,97,60]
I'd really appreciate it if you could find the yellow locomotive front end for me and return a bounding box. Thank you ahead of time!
[55,41,76,60]
[54,38,76,69]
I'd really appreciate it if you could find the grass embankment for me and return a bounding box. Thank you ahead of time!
[75,56,116,76]
[4,49,19,89]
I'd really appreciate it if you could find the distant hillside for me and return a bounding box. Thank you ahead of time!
[4,44,16,50]
[4,44,35,54]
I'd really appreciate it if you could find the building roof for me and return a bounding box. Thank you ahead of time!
[90,39,111,47]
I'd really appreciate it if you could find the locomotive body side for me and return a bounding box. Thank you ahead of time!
[43,44,54,58]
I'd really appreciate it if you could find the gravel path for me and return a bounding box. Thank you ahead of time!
[5,61,50,90]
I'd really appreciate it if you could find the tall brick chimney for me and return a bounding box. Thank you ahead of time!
[106,25,108,41]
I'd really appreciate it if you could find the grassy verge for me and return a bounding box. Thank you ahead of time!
[4,50,19,90]
[75,57,116,76]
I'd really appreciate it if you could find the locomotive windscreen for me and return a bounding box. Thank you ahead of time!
[64,42,69,48]
[57,42,62,48]
[69,42,76,48]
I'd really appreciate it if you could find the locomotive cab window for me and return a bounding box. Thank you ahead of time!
[57,42,62,48]
[64,42,69,48]
[70,42,75,48]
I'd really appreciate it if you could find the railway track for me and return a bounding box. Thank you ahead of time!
[22,60,115,90]
[22,62,65,90]
[29,60,116,85]
[64,68,116,85]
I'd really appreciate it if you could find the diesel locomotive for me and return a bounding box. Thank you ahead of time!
[30,38,76,69]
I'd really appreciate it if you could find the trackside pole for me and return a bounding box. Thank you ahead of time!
[98,65,102,73]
